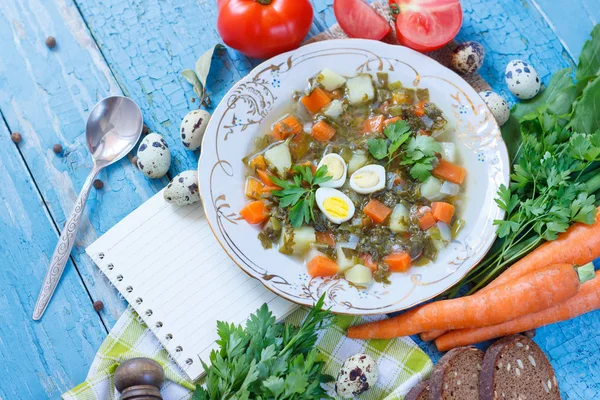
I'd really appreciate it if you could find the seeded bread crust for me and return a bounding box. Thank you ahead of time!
[405,379,430,400]
[430,346,484,400]
[480,334,560,400]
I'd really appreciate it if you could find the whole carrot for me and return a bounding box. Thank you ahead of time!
[435,270,600,351]
[348,264,580,340]
[420,210,600,342]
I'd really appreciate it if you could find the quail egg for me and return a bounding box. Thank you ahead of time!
[136,133,171,179]
[349,165,386,194]
[451,41,485,75]
[505,60,541,100]
[315,188,355,224]
[479,90,510,126]
[180,109,211,151]
[164,170,200,206]
[318,153,347,188]
[335,353,378,398]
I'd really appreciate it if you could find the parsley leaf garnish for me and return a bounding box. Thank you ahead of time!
[193,295,333,399]
[270,165,331,228]
[367,120,441,181]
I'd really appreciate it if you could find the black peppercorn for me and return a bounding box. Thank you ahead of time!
[45,36,56,49]
[93,300,104,311]
[93,179,104,189]
[53,144,63,154]
[11,132,22,144]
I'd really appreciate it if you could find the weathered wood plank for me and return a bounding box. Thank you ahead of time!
[531,0,598,60]
[0,0,165,326]
[0,119,106,399]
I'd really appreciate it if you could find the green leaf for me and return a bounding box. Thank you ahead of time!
[571,77,600,133]
[512,68,574,121]
[195,44,225,88]
[182,69,204,100]
[289,200,307,228]
[367,138,389,159]
[576,24,600,83]
[313,165,332,186]
[409,162,434,182]
[263,376,285,396]
[384,119,411,142]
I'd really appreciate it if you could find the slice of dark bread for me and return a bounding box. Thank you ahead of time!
[406,379,430,400]
[430,346,484,399]
[480,334,560,400]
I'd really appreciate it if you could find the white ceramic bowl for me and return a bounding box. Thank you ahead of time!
[199,39,509,314]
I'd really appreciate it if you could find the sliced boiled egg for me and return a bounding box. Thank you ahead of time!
[318,153,347,188]
[349,165,386,194]
[315,188,355,224]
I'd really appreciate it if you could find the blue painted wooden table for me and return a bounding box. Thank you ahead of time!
[0,0,598,398]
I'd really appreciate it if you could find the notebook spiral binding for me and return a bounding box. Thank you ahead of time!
[95,252,195,371]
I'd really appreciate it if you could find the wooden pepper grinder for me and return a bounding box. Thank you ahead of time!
[114,358,165,400]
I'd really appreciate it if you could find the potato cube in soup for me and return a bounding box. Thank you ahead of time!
[317,68,347,91]
[323,99,345,119]
[346,75,375,105]
[345,264,372,285]
[264,142,292,178]
[280,226,316,256]
[440,142,456,163]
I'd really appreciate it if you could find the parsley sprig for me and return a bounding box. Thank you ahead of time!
[270,165,332,228]
[193,295,333,400]
[367,120,442,181]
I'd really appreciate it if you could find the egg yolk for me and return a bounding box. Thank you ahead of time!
[323,197,349,219]
[322,157,344,180]
[353,171,380,188]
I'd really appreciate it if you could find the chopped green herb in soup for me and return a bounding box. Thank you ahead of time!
[239,69,466,286]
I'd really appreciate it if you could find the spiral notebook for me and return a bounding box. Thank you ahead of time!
[86,190,297,381]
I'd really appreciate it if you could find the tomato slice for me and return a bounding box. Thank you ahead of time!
[391,0,463,52]
[334,0,392,40]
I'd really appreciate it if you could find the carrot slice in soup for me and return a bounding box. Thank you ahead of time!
[245,178,264,200]
[301,88,332,114]
[272,115,303,140]
[384,252,412,272]
[432,159,467,185]
[419,212,437,230]
[383,117,402,128]
[363,199,392,224]
[362,115,385,134]
[240,201,269,224]
[256,170,280,188]
[307,255,339,277]
[432,202,455,224]
[311,120,337,142]
[316,231,336,247]
[249,154,267,170]
[360,254,379,272]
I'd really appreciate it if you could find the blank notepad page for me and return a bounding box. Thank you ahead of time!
[86,191,296,380]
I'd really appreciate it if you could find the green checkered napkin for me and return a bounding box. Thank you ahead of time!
[63,307,432,400]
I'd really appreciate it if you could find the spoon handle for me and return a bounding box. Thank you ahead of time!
[32,165,102,321]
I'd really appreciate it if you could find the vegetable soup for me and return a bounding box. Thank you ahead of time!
[240,69,466,286]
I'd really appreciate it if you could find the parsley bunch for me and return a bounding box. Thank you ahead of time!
[368,120,442,181]
[193,295,333,400]
[449,24,600,296]
[270,165,331,228]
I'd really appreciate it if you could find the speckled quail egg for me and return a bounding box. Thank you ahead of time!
[136,133,171,179]
[180,109,211,151]
[315,188,355,224]
[349,165,386,194]
[451,41,485,75]
[505,60,541,100]
[479,90,510,126]
[164,170,200,206]
[318,153,347,188]
[335,353,378,398]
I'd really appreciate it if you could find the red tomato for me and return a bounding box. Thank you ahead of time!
[217,0,314,59]
[333,0,392,40]
[390,0,463,52]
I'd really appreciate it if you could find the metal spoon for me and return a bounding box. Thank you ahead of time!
[33,96,143,320]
